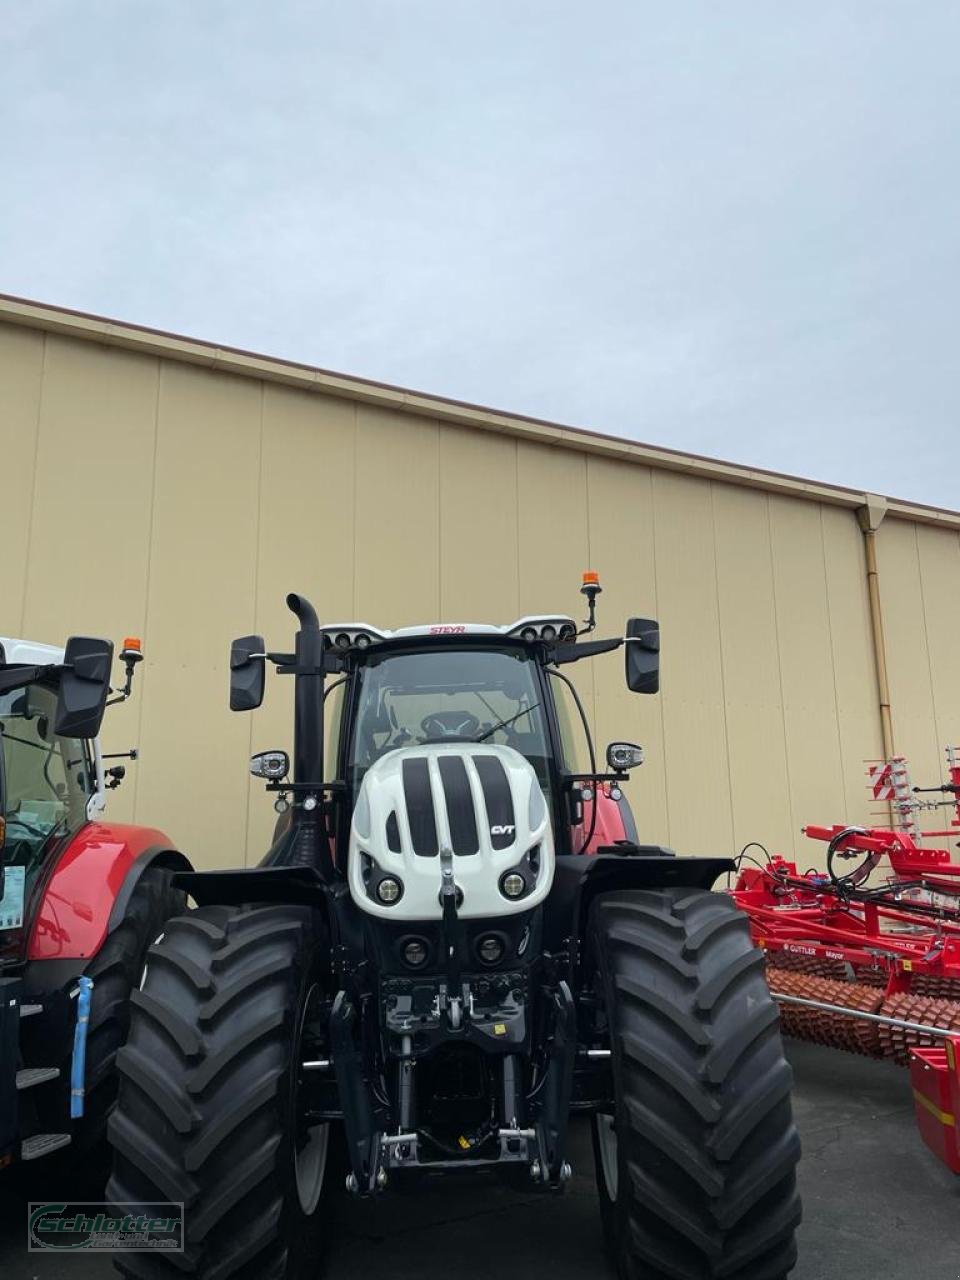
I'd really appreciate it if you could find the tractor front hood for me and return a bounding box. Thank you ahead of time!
[348,742,555,921]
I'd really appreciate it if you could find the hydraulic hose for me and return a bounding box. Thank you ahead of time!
[70,976,93,1119]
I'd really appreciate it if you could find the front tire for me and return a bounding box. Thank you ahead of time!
[107,903,334,1279]
[589,888,801,1280]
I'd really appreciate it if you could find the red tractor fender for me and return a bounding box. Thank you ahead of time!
[571,783,635,854]
[27,823,191,962]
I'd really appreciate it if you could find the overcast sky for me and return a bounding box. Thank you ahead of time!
[2,3,958,508]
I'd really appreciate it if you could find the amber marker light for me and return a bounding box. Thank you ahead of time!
[120,637,144,665]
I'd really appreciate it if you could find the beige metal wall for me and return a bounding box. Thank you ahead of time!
[876,519,960,793]
[3,320,959,871]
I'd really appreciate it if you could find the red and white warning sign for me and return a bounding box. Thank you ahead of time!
[869,762,896,801]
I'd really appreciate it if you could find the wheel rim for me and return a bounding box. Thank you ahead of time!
[295,1121,330,1214]
[295,984,329,1215]
[595,1113,618,1202]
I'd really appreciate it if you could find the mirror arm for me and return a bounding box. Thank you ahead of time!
[104,666,133,708]
[563,771,630,786]
[553,636,623,665]
[0,664,51,695]
[272,651,344,676]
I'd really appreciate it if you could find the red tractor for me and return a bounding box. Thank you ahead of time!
[109,575,801,1280]
[0,632,190,1178]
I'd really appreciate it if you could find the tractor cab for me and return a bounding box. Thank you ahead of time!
[340,637,575,855]
[246,579,662,875]
[0,634,188,1174]
[0,637,114,965]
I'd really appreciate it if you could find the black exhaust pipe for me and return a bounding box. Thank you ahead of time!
[286,592,319,631]
[284,592,331,875]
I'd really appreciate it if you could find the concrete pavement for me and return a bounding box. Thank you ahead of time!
[2,1041,957,1279]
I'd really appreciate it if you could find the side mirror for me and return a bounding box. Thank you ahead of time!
[607,742,644,772]
[55,637,114,738]
[230,635,265,711]
[250,749,289,780]
[625,617,659,694]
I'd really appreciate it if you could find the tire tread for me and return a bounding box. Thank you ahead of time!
[591,888,801,1280]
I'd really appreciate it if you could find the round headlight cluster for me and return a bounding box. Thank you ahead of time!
[376,876,403,904]
[500,872,526,899]
[322,629,375,651]
[516,621,576,644]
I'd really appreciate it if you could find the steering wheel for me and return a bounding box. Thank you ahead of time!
[6,812,50,838]
[420,711,481,741]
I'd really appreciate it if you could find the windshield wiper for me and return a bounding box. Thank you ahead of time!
[474,703,540,743]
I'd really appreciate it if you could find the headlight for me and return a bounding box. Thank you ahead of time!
[606,741,645,772]
[376,876,403,904]
[477,935,505,964]
[403,938,428,967]
[500,872,526,899]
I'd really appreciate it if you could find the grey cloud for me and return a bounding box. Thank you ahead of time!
[1,1,958,506]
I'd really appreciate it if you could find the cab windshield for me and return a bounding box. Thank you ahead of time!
[348,646,551,797]
[0,682,92,879]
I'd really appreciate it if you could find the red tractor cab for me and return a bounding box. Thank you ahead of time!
[0,633,190,1176]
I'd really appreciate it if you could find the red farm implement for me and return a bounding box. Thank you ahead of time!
[731,747,960,1174]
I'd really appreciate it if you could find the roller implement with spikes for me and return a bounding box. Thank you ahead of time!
[731,747,960,1173]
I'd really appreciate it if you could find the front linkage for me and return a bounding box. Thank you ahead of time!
[326,846,580,1193]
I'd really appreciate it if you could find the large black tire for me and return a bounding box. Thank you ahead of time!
[588,888,801,1280]
[107,903,334,1279]
[73,865,187,1167]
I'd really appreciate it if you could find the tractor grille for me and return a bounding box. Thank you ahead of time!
[473,756,515,850]
[438,756,479,855]
[402,757,438,856]
[400,753,514,856]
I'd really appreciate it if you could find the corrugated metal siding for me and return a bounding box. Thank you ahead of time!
[879,519,960,793]
[3,322,958,871]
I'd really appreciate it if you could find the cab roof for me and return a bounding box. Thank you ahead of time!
[320,615,578,649]
[0,637,65,667]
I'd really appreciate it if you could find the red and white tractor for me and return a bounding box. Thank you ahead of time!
[0,632,190,1177]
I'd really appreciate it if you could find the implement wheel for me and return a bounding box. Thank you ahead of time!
[107,903,335,1279]
[589,888,801,1280]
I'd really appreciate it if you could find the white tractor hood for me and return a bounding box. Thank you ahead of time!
[348,742,554,921]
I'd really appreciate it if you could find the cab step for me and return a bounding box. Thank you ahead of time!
[20,1132,71,1161]
[16,1067,60,1090]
